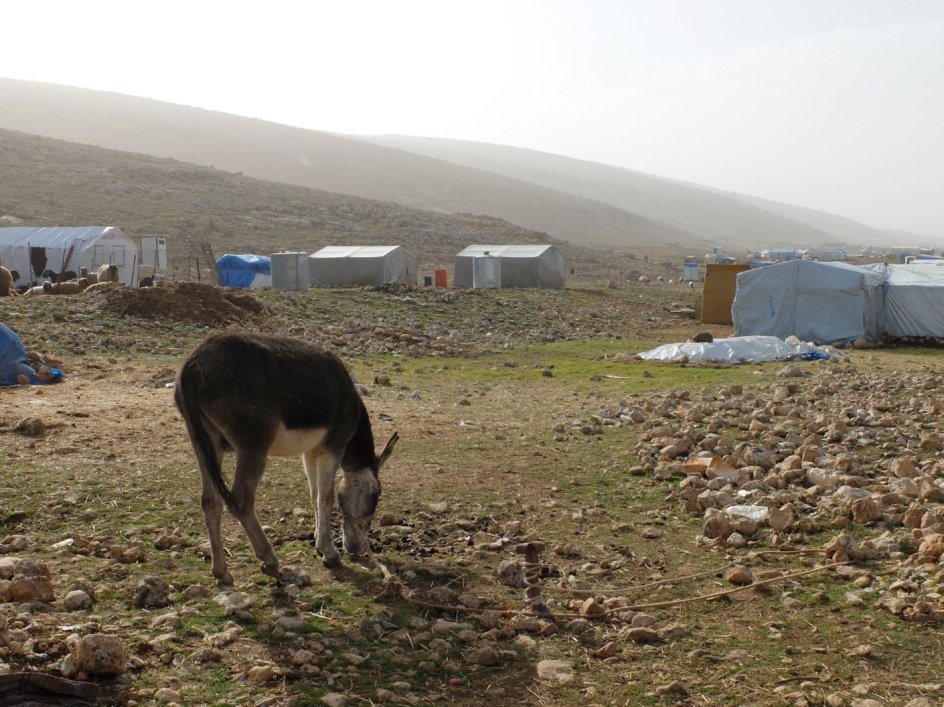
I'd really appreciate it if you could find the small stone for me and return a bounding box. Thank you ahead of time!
[154,688,181,702]
[72,634,127,676]
[536,658,574,684]
[321,692,348,707]
[498,559,525,588]
[63,590,92,611]
[655,681,689,697]
[214,590,253,615]
[918,534,944,560]
[183,584,211,599]
[134,576,171,609]
[891,457,920,479]
[579,597,605,617]
[464,644,501,666]
[658,624,690,640]
[724,649,751,661]
[247,665,275,683]
[850,498,882,524]
[624,627,661,644]
[278,565,313,587]
[847,644,873,657]
[725,566,753,586]
[13,417,45,436]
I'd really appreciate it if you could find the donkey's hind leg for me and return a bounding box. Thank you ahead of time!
[229,451,280,579]
[200,466,234,588]
[303,447,342,567]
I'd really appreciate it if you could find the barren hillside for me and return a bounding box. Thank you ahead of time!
[357,134,908,249]
[0,78,700,250]
[0,129,668,283]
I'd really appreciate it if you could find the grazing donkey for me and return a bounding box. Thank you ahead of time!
[175,332,398,586]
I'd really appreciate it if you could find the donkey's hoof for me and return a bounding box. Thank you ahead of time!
[260,562,281,579]
[321,552,341,569]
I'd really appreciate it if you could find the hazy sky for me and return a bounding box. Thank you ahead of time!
[2,1,942,235]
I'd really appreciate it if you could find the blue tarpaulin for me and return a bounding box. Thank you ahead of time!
[216,254,271,288]
[0,323,62,385]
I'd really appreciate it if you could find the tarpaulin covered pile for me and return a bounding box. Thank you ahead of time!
[636,335,838,365]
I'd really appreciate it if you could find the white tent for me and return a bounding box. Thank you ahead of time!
[733,260,885,343]
[0,226,138,287]
[308,245,417,287]
[453,245,565,288]
[883,264,944,337]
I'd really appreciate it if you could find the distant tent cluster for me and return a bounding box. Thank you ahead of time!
[216,244,565,290]
[0,226,138,286]
[732,259,944,343]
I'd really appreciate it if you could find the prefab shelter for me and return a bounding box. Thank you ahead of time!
[733,260,885,343]
[216,254,272,288]
[0,226,138,286]
[453,245,565,288]
[882,264,944,337]
[308,246,417,287]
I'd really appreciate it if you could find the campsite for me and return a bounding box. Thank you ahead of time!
[2,107,944,706]
[3,272,944,705]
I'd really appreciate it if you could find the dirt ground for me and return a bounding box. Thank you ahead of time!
[4,284,942,707]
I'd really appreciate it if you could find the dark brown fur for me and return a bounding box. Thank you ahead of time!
[175,332,398,586]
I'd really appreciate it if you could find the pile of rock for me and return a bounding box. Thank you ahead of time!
[595,361,944,623]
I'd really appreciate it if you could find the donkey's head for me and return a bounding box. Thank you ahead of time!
[338,432,398,554]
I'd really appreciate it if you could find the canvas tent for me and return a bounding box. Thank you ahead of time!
[453,245,565,288]
[882,264,944,337]
[216,254,272,288]
[733,260,885,343]
[308,246,417,287]
[0,226,138,286]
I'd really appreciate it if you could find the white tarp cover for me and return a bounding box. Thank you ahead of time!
[636,336,837,364]
[308,245,417,287]
[733,260,885,343]
[0,226,139,286]
[454,245,565,288]
[883,264,944,337]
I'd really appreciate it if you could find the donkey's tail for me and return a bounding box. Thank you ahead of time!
[174,371,235,514]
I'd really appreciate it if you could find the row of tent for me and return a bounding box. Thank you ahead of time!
[732,259,944,342]
[0,227,566,290]
[217,244,566,289]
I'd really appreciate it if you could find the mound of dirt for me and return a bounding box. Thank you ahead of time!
[98,282,267,326]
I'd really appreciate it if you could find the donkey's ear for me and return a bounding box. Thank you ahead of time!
[378,432,399,469]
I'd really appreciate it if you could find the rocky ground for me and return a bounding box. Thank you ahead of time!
[1,283,943,706]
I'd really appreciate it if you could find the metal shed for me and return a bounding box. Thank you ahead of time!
[0,226,138,286]
[308,245,417,287]
[453,245,565,288]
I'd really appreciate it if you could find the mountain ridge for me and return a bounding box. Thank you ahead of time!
[0,78,701,250]
[357,133,919,249]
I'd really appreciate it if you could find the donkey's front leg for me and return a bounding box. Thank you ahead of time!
[304,448,341,567]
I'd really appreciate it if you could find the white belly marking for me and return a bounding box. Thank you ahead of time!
[268,424,328,457]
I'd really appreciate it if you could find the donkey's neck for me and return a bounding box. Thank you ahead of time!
[342,400,377,472]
